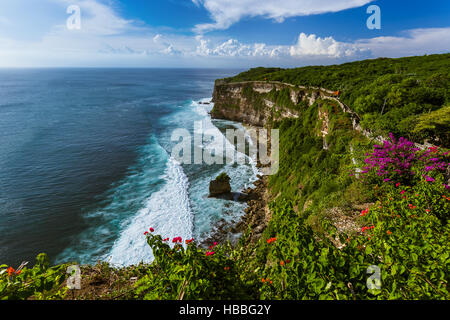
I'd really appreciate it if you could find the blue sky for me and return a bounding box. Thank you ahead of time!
[0,0,449,67]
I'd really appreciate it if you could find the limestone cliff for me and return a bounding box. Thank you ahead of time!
[211,80,351,128]
[211,80,434,152]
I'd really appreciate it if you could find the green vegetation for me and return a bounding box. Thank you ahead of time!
[2,54,449,300]
[215,172,231,182]
[0,253,70,300]
[221,53,450,145]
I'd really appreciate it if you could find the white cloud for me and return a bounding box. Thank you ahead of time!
[195,33,366,59]
[193,0,373,33]
[356,27,450,57]
[52,0,136,36]
[290,33,364,58]
[195,36,288,57]
[0,0,448,68]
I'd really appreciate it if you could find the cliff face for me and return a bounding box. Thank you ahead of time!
[212,81,302,126]
[211,80,436,152]
[211,80,340,127]
[211,80,376,141]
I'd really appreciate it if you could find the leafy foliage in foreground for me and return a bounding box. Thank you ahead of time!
[2,130,447,300]
[133,235,257,299]
[2,54,449,300]
[0,253,69,300]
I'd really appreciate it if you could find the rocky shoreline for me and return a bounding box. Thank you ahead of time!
[200,124,273,248]
[200,171,270,248]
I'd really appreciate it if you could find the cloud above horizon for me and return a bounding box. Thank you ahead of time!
[0,0,448,67]
[192,0,373,33]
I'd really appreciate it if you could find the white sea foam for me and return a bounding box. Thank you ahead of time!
[191,100,251,166]
[106,98,260,265]
[107,157,193,266]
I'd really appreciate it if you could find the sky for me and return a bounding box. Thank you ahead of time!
[0,0,449,68]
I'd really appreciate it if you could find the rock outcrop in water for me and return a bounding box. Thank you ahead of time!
[209,172,231,197]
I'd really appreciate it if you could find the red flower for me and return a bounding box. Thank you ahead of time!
[387,230,392,235]
[400,190,406,195]
[185,238,194,244]
[163,237,169,241]
[266,237,277,244]
[172,237,182,243]
[144,231,149,235]
[205,251,215,256]
[149,227,154,232]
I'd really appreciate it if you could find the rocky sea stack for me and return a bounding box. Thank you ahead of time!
[209,172,231,197]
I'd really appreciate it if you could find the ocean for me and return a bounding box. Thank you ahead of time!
[0,68,258,267]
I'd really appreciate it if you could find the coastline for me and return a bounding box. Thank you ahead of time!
[200,121,272,247]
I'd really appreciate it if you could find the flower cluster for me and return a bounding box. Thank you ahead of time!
[266,237,277,244]
[208,242,218,249]
[205,251,215,256]
[7,267,21,276]
[362,133,419,178]
[360,208,369,216]
[279,259,291,266]
[172,237,182,244]
[144,227,155,236]
[361,133,448,185]
[361,225,375,232]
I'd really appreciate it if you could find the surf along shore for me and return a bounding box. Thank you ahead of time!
[200,120,274,248]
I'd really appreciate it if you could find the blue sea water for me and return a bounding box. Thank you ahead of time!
[0,68,258,267]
